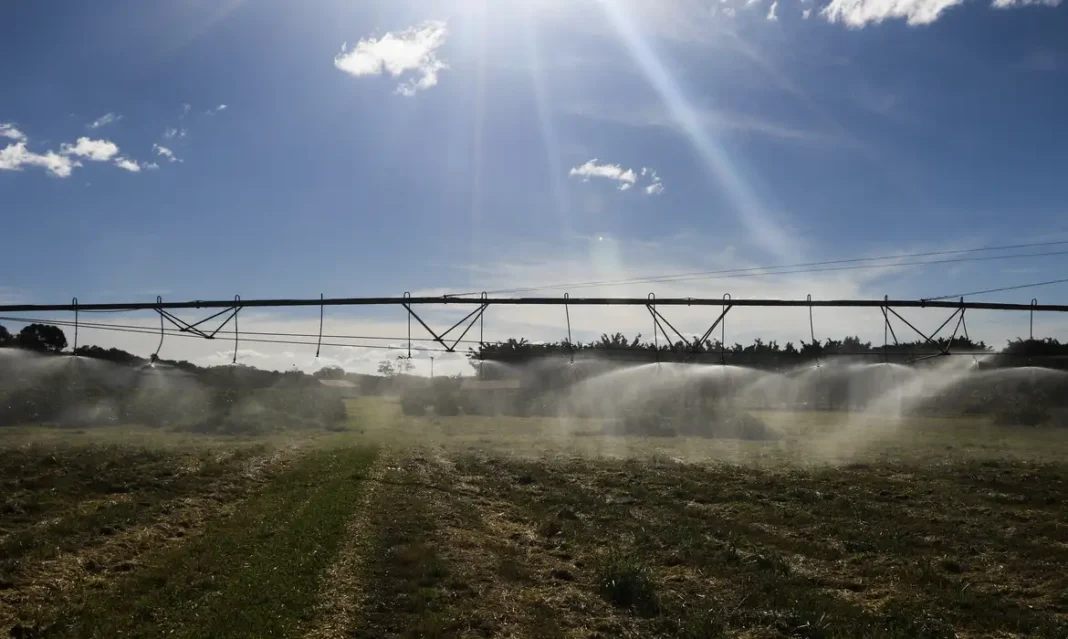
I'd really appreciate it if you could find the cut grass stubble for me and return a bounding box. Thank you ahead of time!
[46,445,379,639]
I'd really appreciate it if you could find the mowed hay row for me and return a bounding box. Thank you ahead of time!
[28,445,378,639]
[0,442,293,628]
[3,395,1068,639]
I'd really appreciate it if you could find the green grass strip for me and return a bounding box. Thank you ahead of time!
[49,445,379,639]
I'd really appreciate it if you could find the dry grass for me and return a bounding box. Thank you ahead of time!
[3,397,1067,638]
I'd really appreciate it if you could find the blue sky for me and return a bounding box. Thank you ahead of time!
[2,0,1067,373]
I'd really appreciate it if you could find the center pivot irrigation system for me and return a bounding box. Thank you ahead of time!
[1,294,1065,365]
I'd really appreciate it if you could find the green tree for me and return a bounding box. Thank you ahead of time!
[0,324,11,347]
[377,359,396,377]
[17,323,68,353]
[395,356,415,376]
[313,365,346,380]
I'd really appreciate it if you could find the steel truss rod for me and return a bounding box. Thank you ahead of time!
[156,306,238,340]
[402,302,488,353]
[646,304,691,350]
[884,304,969,364]
[5,296,1068,313]
[687,305,733,356]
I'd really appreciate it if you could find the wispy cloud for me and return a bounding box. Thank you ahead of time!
[992,0,1061,6]
[60,137,120,162]
[88,112,123,129]
[180,103,191,119]
[153,144,181,163]
[334,20,449,96]
[569,159,638,191]
[205,104,228,115]
[822,0,1060,26]
[643,168,665,196]
[0,123,26,142]
[562,102,847,146]
[570,160,666,195]
[113,158,145,173]
[163,127,187,139]
[767,0,779,19]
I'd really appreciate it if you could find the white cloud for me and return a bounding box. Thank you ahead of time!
[334,20,449,96]
[0,142,79,178]
[113,157,142,172]
[145,162,160,170]
[163,127,186,139]
[822,0,963,25]
[0,123,26,142]
[216,104,227,111]
[60,137,120,162]
[1,129,142,178]
[767,0,779,19]
[205,104,228,115]
[88,112,123,129]
[820,0,1059,26]
[571,160,668,195]
[153,144,181,163]
[569,159,639,191]
[180,103,191,119]
[802,7,813,17]
[992,0,1060,6]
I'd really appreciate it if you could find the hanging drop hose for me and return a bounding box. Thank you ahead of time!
[152,296,164,363]
[232,295,240,365]
[71,297,78,354]
[809,293,820,369]
[316,293,324,358]
[564,292,573,364]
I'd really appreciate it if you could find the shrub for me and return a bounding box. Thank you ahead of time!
[994,403,1050,427]
[433,391,461,417]
[597,551,660,616]
[399,392,427,416]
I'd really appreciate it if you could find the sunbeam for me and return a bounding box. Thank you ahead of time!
[469,0,489,285]
[520,4,574,245]
[594,0,800,263]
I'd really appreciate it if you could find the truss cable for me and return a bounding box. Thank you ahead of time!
[1,314,1052,358]
[448,240,1068,296]
[922,276,1068,302]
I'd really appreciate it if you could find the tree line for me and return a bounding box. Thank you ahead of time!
[466,332,1068,372]
[0,323,346,433]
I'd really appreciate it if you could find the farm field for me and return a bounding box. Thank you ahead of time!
[2,397,1067,638]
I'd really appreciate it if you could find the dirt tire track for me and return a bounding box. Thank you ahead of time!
[0,444,304,629]
[303,446,391,639]
[417,449,642,639]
